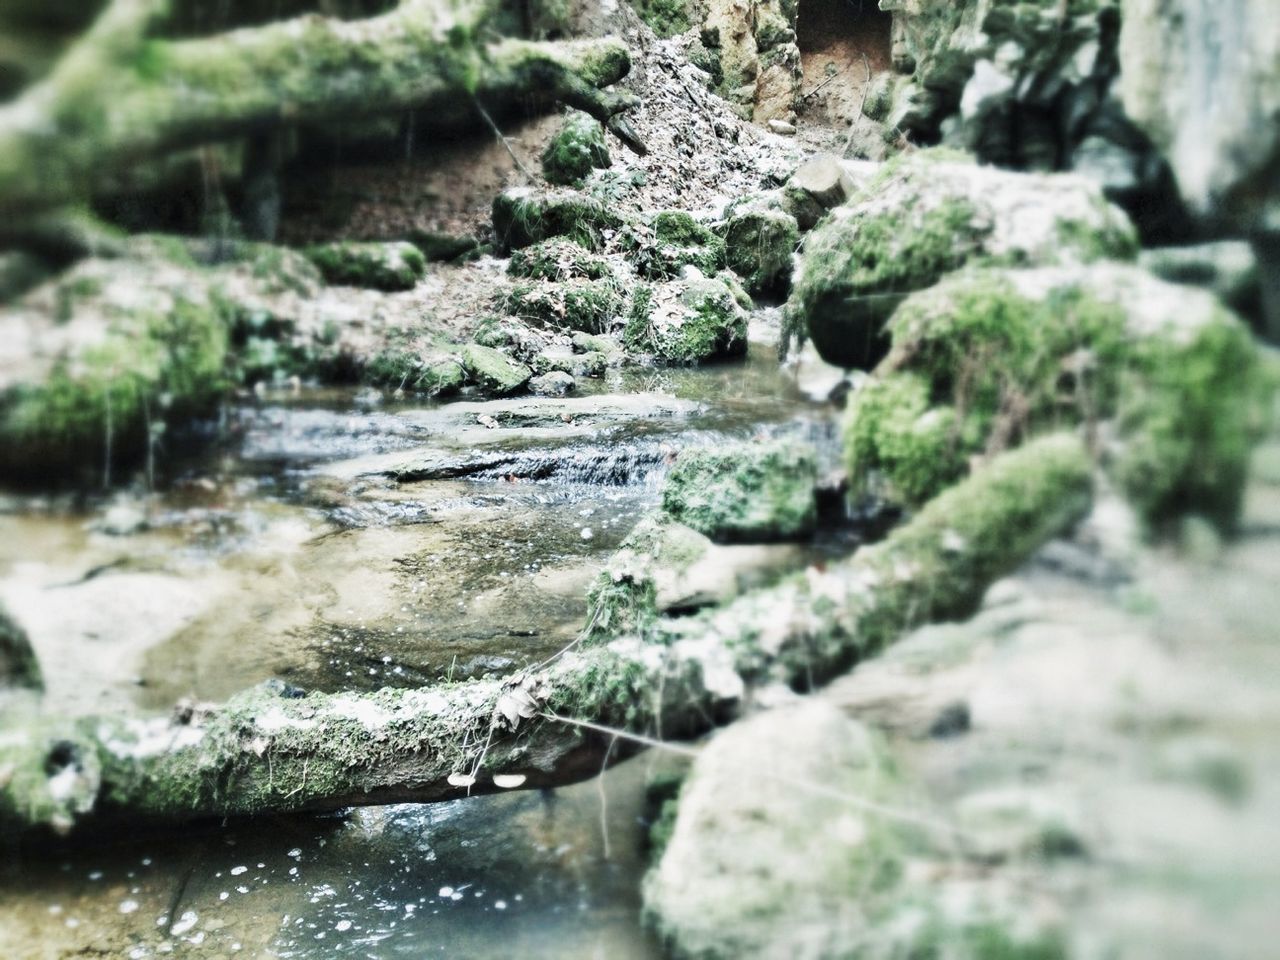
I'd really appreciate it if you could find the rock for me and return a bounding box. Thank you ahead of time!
[0,602,41,692]
[531,348,607,379]
[1119,0,1280,232]
[460,344,531,396]
[625,275,748,364]
[786,153,856,213]
[722,194,799,297]
[644,702,906,959]
[302,241,425,291]
[845,263,1266,531]
[405,229,479,263]
[528,370,576,397]
[792,150,1138,369]
[491,187,622,252]
[621,210,726,281]
[570,331,625,361]
[662,439,818,541]
[540,109,611,186]
[1140,242,1262,321]
[507,239,614,282]
[417,356,466,397]
[0,257,229,481]
[501,277,625,335]
[766,118,795,135]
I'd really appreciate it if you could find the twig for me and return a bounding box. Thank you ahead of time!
[471,94,533,180]
[802,69,844,101]
[842,53,873,159]
[596,734,617,859]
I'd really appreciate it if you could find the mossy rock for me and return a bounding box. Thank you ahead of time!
[846,264,1268,532]
[502,278,625,334]
[0,602,41,692]
[723,196,800,297]
[362,350,465,396]
[406,229,480,263]
[492,187,623,253]
[0,258,230,482]
[585,513,714,642]
[302,241,426,291]
[625,276,748,364]
[791,150,1139,369]
[532,348,608,378]
[507,239,615,282]
[461,343,532,396]
[644,703,908,959]
[541,109,612,186]
[631,0,694,37]
[622,210,728,281]
[661,439,818,541]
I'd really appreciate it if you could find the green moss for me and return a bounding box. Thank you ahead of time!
[541,110,611,186]
[507,239,614,282]
[625,278,748,364]
[723,202,800,297]
[846,266,1266,532]
[622,211,727,281]
[662,440,818,541]
[502,278,624,334]
[461,343,531,395]
[302,241,425,291]
[795,197,981,369]
[492,188,623,252]
[1,265,229,481]
[630,0,693,37]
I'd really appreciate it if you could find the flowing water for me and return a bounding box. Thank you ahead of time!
[0,323,850,957]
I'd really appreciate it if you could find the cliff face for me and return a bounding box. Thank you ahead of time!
[1119,0,1280,234]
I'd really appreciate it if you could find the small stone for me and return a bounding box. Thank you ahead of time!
[767,119,796,135]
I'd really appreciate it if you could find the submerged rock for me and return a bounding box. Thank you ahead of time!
[492,188,623,252]
[661,439,818,541]
[846,263,1267,531]
[303,241,426,291]
[625,275,748,364]
[541,109,611,185]
[791,150,1138,369]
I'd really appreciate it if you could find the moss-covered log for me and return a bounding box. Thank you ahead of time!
[0,434,1092,835]
[0,0,637,217]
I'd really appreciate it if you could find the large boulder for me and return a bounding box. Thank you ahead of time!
[625,275,748,364]
[845,263,1267,531]
[723,194,800,298]
[661,439,818,541]
[791,151,1137,369]
[644,702,907,959]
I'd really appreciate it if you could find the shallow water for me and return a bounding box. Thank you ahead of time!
[0,331,842,957]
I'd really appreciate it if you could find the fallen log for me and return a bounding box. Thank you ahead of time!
[0,0,638,217]
[0,434,1092,835]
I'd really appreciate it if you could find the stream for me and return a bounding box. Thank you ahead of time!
[0,320,849,958]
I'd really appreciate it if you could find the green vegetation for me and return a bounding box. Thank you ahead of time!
[845,266,1266,532]
[630,0,694,38]
[502,277,624,334]
[625,277,748,364]
[661,440,818,541]
[492,188,624,252]
[507,238,615,281]
[302,241,426,291]
[541,109,611,185]
[622,210,727,280]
